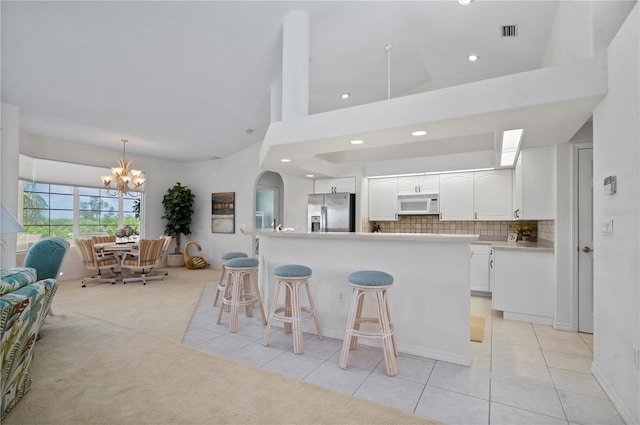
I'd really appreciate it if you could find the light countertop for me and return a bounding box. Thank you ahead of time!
[472,237,554,253]
[241,229,478,243]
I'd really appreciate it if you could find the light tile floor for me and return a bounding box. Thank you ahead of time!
[183,282,625,425]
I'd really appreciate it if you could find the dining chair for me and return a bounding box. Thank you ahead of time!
[156,235,172,276]
[120,238,166,285]
[91,235,116,244]
[75,238,119,287]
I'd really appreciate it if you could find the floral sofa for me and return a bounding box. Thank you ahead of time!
[1,267,58,419]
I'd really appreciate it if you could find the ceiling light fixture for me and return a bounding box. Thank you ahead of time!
[306,174,315,178]
[350,140,364,145]
[468,54,479,62]
[100,139,145,197]
[412,130,427,136]
[341,93,350,99]
[280,158,291,163]
[500,129,524,167]
[458,0,473,5]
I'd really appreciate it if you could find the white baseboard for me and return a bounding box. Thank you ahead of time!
[504,311,553,325]
[592,362,638,425]
[552,319,577,332]
[321,328,471,366]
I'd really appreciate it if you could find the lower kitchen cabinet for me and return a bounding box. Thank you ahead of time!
[492,248,555,324]
[470,244,491,292]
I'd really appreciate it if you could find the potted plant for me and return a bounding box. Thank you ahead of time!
[162,182,196,267]
[510,221,537,241]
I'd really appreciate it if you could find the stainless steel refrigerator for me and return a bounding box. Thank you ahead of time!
[308,193,356,232]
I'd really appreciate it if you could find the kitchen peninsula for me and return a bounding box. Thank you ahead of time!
[242,230,478,366]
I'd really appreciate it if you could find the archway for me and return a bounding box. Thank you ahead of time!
[254,171,284,254]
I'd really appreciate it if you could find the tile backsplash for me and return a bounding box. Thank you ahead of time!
[364,216,555,241]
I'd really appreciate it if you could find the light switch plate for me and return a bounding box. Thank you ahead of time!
[602,219,613,236]
[604,176,617,195]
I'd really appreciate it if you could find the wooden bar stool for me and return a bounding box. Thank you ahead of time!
[216,257,266,333]
[213,252,248,307]
[263,264,323,354]
[339,270,398,376]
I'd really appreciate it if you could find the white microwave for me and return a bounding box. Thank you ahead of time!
[398,194,439,215]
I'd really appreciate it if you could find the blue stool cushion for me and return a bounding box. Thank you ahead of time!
[274,264,312,278]
[348,270,394,286]
[221,252,248,261]
[225,257,258,268]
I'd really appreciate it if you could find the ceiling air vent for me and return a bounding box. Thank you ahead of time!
[501,25,518,37]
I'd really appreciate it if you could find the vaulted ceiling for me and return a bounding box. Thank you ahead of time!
[0,1,628,169]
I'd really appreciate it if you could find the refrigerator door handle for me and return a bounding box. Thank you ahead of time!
[321,206,328,231]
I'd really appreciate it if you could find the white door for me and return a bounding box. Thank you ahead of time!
[578,148,593,333]
[368,178,398,221]
[440,172,474,220]
[314,179,335,194]
[333,177,356,193]
[474,170,512,220]
[417,175,439,193]
[397,176,418,195]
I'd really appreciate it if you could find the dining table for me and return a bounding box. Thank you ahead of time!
[93,241,139,280]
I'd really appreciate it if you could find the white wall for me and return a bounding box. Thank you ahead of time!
[1,104,21,268]
[177,142,312,268]
[543,1,594,66]
[592,4,639,424]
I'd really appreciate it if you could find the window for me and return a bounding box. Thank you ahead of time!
[19,181,141,250]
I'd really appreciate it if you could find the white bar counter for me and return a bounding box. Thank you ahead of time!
[242,230,478,366]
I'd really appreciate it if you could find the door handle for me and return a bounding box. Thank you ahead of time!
[581,246,593,253]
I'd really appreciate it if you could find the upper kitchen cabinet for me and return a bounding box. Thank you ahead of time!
[368,177,398,221]
[474,169,513,220]
[397,175,439,195]
[439,172,474,220]
[314,177,356,194]
[512,146,555,220]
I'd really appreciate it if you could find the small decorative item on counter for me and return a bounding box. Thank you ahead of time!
[509,221,537,241]
[371,223,381,233]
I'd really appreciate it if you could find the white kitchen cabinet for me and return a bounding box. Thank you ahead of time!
[492,248,555,324]
[368,177,398,221]
[512,146,555,220]
[314,177,356,194]
[439,172,474,220]
[474,169,512,220]
[398,175,439,195]
[470,244,491,292]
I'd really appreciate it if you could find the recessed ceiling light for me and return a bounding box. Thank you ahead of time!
[306,174,315,178]
[341,93,350,99]
[350,140,364,145]
[246,129,253,134]
[458,0,473,5]
[412,130,427,136]
[468,54,479,62]
[280,158,291,163]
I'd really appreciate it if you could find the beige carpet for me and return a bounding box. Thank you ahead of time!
[470,316,486,343]
[3,268,440,425]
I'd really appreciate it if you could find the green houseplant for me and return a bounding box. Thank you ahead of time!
[162,182,196,266]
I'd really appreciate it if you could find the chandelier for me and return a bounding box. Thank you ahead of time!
[100,139,145,196]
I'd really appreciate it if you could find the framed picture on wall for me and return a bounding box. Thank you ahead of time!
[211,192,235,234]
